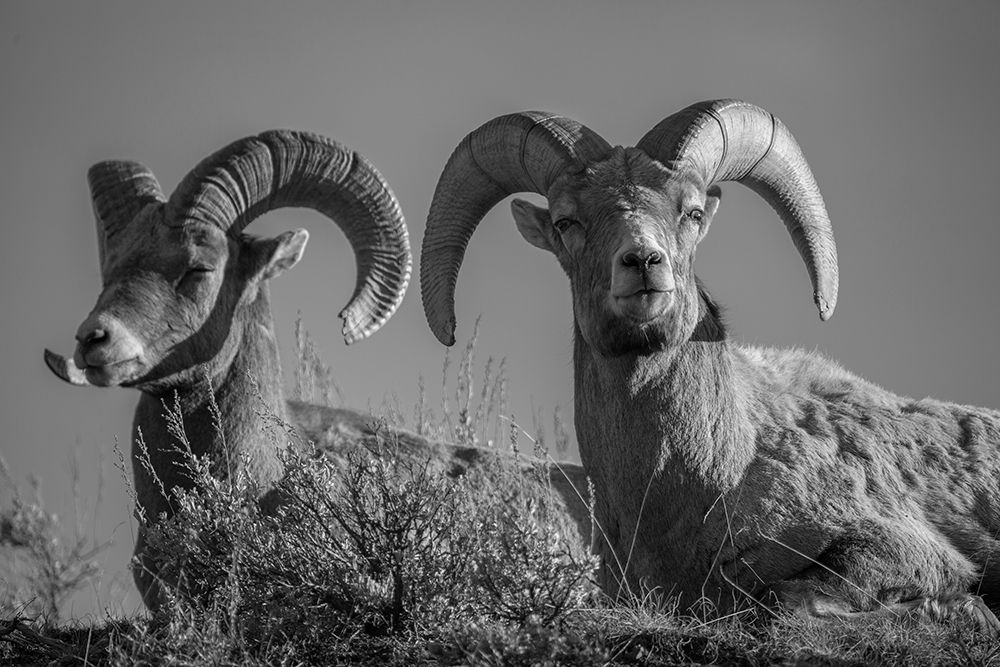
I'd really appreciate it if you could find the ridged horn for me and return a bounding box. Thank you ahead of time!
[637,99,838,320]
[88,161,165,275]
[421,112,611,345]
[166,130,410,344]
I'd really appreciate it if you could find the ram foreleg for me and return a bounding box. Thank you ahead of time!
[766,518,998,634]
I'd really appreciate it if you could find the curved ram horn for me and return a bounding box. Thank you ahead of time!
[88,161,165,274]
[44,348,91,386]
[166,130,411,344]
[420,112,611,346]
[637,99,839,320]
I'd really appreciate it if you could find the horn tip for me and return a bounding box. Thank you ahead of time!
[44,349,91,386]
[815,294,836,322]
[432,321,456,347]
[340,321,366,346]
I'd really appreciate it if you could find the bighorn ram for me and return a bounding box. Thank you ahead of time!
[44,130,589,608]
[421,100,1000,629]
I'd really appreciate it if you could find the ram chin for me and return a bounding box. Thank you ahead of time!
[614,290,672,324]
[594,294,676,357]
[82,359,141,387]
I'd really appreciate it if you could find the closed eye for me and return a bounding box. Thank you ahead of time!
[176,266,214,290]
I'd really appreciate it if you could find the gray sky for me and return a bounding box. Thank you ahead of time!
[3,0,999,616]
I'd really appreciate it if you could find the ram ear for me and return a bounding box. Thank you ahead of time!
[258,229,310,281]
[698,185,722,242]
[511,199,557,253]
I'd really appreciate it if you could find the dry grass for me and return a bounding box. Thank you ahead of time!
[4,320,1000,665]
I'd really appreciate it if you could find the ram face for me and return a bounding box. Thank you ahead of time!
[46,130,411,392]
[510,148,722,356]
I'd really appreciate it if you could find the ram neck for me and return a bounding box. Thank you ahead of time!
[131,287,288,520]
[572,298,758,516]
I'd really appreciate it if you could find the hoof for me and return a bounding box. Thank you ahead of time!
[910,594,1000,637]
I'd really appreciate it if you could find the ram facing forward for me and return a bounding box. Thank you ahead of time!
[420,99,1000,631]
[44,130,591,609]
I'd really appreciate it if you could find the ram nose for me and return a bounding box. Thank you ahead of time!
[619,247,662,271]
[75,316,107,369]
[612,242,675,296]
[76,322,108,348]
[73,313,142,370]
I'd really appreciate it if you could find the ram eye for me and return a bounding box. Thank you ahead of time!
[554,218,579,233]
[686,208,704,224]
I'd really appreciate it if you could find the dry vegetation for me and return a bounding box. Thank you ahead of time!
[4,323,998,665]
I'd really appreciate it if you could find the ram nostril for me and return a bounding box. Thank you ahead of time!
[621,250,663,269]
[622,252,641,268]
[77,328,108,347]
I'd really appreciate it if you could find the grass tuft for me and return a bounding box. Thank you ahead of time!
[6,318,1000,664]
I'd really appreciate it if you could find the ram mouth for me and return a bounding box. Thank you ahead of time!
[44,349,143,387]
[87,353,146,384]
[81,359,142,387]
[613,289,672,322]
